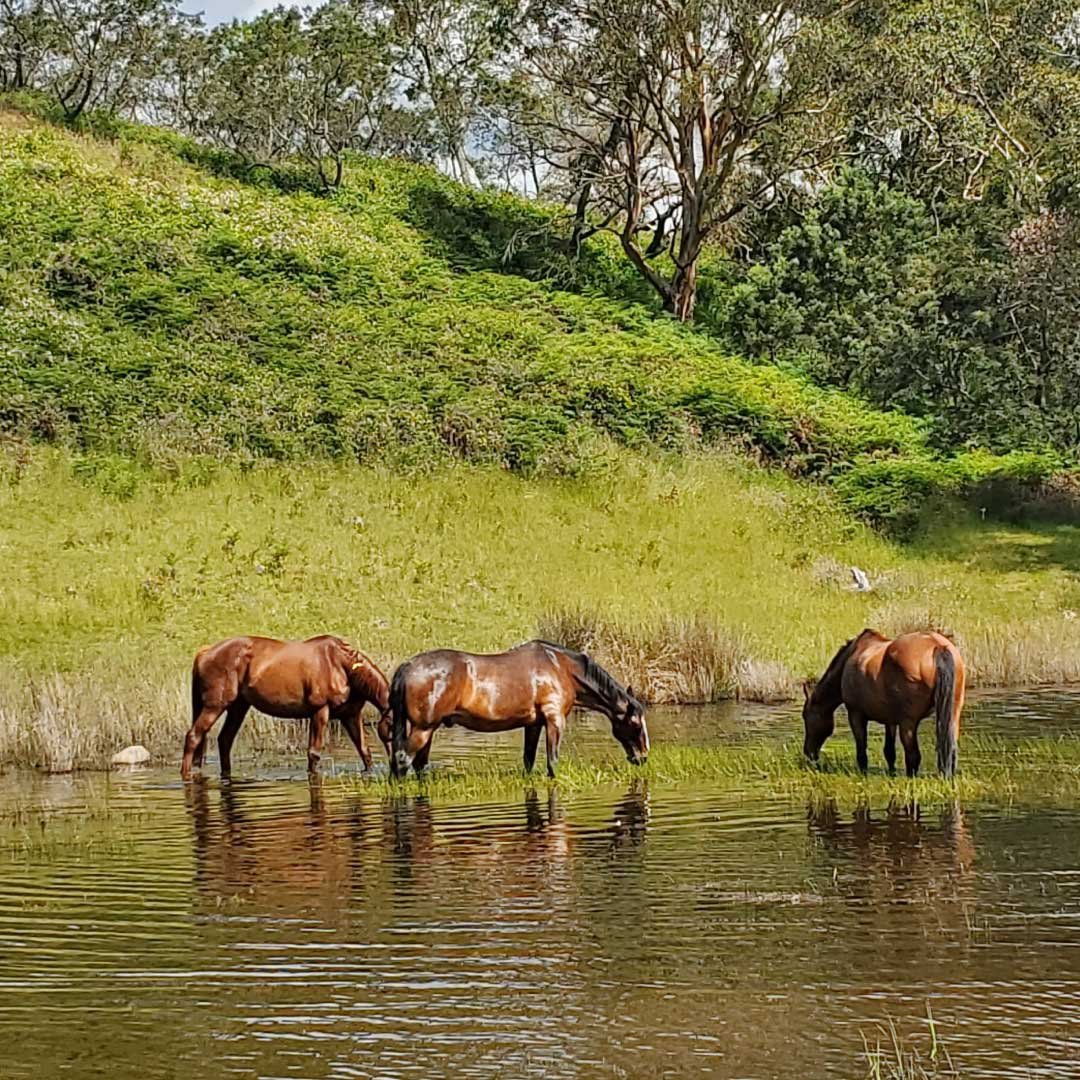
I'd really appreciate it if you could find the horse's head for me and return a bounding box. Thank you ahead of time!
[801,679,834,761]
[611,686,649,765]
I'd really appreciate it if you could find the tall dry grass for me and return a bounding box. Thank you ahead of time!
[539,608,795,703]
[0,665,307,771]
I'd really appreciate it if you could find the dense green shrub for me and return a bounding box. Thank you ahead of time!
[834,450,1066,533]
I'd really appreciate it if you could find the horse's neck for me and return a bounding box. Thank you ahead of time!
[570,657,617,715]
[346,656,383,704]
[814,662,847,710]
[815,636,863,709]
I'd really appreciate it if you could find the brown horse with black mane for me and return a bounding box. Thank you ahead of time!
[802,629,966,778]
[390,640,649,777]
[181,635,391,780]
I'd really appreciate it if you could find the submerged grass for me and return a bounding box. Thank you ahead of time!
[343,735,1080,809]
[863,1005,959,1080]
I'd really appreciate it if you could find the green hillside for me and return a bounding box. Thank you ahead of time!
[0,105,1061,531]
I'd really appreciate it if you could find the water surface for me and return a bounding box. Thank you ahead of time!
[2,691,1080,1078]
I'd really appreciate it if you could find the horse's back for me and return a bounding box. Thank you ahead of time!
[217,636,345,716]
[194,635,265,675]
[397,643,566,727]
[886,631,961,682]
[845,630,961,721]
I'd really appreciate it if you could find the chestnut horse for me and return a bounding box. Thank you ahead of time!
[181,635,391,780]
[802,629,966,778]
[390,640,649,777]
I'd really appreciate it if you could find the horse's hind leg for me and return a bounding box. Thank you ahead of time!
[900,724,921,778]
[217,700,250,777]
[308,705,330,774]
[182,707,224,780]
[883,723,897,776]
[523,723,542,773]
[848,710,869,774]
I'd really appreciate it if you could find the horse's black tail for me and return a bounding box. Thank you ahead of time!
[934,648,958,778]
[390,662,411,778]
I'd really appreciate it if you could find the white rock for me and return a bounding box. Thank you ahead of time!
[111,745,150,766]
[850,566,872,592]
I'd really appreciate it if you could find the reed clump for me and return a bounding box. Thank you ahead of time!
[0,666,302,771]
[863,1005,958,1080]
[538,608,794,703]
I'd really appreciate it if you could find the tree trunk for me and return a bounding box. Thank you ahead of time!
[666,261,698,322]
[569,182,592,254]
[665,207,704,322]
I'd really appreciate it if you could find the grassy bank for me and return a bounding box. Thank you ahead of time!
[3,448,1080,770]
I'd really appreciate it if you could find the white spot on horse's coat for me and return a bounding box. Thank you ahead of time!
[474,674,501,702]
[426,673,449,716]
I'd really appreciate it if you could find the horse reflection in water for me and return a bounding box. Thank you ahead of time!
[808,799,975,875]
[384,787,577,903]
[608,778,651,853]
[185,777,375,917]
[385,782,651,904]
[807,798,977,941]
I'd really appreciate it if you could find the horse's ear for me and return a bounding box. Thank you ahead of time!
[802,679,814,701]
[626,684,636,700]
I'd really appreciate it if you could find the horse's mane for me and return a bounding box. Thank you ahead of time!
[533,639,632,707]
[338,639,388,700]
[814,629,879,700]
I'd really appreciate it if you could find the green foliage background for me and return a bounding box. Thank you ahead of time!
[0,103,1065,533]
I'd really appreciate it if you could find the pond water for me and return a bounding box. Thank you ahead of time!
[2,691,1080,1078]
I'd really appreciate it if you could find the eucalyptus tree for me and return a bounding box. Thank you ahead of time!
[173,2,397,187]
[387,0,521,184]
[41,0,183,120]
[517,0,855,321]
[845,1,1080,212]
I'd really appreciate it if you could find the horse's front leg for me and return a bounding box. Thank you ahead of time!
[182,706,224,780]
[542,707,564,779]
[411,734,434,773]
[376,711,392,762]
[848,710,869,774]
[341,710,374,771]
[308,705,330,773]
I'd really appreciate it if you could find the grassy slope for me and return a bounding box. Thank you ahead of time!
[3,450,1080,768]
[0,106,1057,528]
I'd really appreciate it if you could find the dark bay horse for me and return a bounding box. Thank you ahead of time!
[389,640,649,777]
[181,635,391,780]
[802,629,966,778]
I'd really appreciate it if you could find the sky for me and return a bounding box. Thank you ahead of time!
[187,0,279,26]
